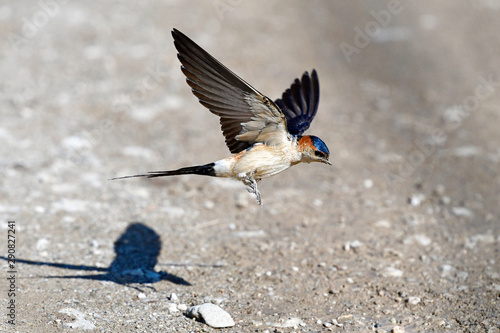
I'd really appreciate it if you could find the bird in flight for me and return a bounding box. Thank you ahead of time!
[112,29,331,205]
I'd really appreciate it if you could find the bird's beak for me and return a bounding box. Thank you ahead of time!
[323,159,332,166]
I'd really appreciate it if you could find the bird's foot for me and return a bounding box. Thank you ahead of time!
[243,176,262,206]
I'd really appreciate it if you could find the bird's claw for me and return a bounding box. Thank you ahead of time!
[243,176,262,206]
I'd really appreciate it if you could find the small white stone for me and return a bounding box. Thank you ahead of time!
[187,303,235,328]
[137,292,146,299]
[35,205,46,213]
[382,266,404,277]
[350,240,363,248]
[291,266,299,272]
[235,230,266,238]
[374,219,391,228]
[169,293,178,302]
[62,135,92,150]
[331,319,343,327]
[177,303,188,311]
[407,296,421,305]
[414,234,432,247]
[167,303,178,313]
[409,193,425,206]
[452,207,474,218]
[403,234,432,247]
[439,196,451,205]
[439,264,455,277]
[344,240,363,251]
[392,325,405,333]
[363,178,374,189]
[347,277,354,284]
[36,238,50,251]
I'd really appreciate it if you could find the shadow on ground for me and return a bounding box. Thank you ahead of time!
[1,222,191,288]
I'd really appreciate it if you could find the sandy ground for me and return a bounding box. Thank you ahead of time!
[1,1,499,332]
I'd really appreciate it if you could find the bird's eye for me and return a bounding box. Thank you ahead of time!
[314,151,325,158]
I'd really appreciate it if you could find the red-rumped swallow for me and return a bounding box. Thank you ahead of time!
[112,29,331,205]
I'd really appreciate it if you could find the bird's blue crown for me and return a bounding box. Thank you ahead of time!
[309,135,330,155]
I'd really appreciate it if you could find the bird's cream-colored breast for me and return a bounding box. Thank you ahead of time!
[213,140,301,181]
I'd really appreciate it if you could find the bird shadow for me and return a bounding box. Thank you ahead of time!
[0,222,191,290]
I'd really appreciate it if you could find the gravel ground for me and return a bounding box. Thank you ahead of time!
[1,1,499,332]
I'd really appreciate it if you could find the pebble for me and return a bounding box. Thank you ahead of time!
[169,293,178,302]
[62,135,92,149]
[374,219,391,228]
[167,303,178,313]
[331,319,343,327]
[439,264,455,277]
[407,296,421,305]
[363,178,374,189]
[382,266,404,277]
[408,193,425,206]
[451,206,474,218]
[439,196,451,205]
[34,205,46,213]
[344,240,363,252]
[36,238,50,251]
[403,234,431,247]
[337,314,353,322]
[177,304,188,311]
[392,325,405,333]
[187,303,235,328]
[234,230,266,238]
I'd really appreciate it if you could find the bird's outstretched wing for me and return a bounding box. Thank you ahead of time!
[275,70,319,136]
[172,29,288,154]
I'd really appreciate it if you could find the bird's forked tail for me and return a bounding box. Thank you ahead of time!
[110,163,216,180]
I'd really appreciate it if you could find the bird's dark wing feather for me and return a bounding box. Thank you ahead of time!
[172,29,287,154]
[274,70,319,136]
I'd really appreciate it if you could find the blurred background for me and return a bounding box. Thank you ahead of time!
[1,1,499,331]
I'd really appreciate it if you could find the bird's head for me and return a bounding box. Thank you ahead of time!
[297,135,331,165]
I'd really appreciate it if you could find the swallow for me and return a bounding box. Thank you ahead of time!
[112,29,331,205]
